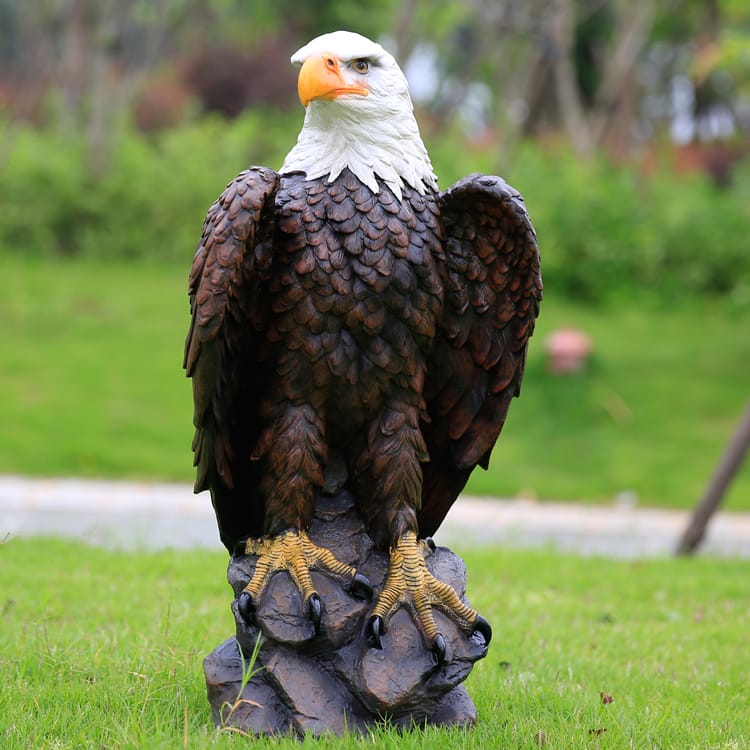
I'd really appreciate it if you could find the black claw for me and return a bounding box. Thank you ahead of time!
[367,615,385,650]
[349,572,373,600]
[432,633,447,665]
[308,594,322,633]
[237,591,256,624]
[424,536,436,551]
[473,615,492,646]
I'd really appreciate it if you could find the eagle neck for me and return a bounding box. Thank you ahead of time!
[279,101,438,201]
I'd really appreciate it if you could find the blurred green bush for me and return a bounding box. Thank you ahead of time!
[2,113,748,304]
[512,145,750,304]
[0,111,296,263]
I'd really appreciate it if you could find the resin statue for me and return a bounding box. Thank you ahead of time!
[186,30,542,735]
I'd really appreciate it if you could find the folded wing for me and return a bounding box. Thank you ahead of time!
[419,174,542,536]
[184,166,279,550]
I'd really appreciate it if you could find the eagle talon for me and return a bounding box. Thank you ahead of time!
[367,615,385,649]
[350,572,373,600]
[308,593,322,633]
[424,537,436,552]
[368,531,487,661]
[431,633,447,665]
[473,614,492,646]
[236,530,362,636]
[237,591,256,625]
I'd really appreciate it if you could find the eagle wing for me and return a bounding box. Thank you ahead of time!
[419,174,542,537]
[183,166,279,550]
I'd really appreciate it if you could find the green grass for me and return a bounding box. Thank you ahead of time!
[1,538,748,749]
[1,256,192,479]
[472,295,750,511]
[1,254,749,509]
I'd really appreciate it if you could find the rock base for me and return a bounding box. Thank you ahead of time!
[204,490,488,737]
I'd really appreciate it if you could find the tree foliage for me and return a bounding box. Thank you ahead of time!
[1,113,748,308]
[2,0,749,156]
[0,0,749,306]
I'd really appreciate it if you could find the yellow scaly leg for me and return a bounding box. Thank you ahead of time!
[367,531,491,663]
[237,529,372,632]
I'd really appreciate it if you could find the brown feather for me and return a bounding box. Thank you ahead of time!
[184,167,279,547]
[419,174,542,534]
[185,164,540,553]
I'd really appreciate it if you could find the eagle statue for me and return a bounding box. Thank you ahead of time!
[185,31,542,663]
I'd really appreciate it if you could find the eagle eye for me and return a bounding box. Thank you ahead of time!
[351,59,370,74]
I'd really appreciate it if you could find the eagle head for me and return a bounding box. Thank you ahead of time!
[291,31,406,110]
[280,31,437,199]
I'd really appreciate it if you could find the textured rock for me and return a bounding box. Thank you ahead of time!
[205,490,488,737]
[204,637,292,734]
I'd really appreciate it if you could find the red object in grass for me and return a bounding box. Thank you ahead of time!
[545,328,593,374]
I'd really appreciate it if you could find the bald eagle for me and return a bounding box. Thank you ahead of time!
[185,31,541,662]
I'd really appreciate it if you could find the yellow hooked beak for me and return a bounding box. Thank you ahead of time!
[297,51,369,107]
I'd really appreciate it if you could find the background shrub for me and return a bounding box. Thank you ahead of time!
[2,115,748,304]
[508,145,750,304]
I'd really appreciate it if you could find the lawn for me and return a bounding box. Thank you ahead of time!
[1,254,749,509]
[1,538,748,749]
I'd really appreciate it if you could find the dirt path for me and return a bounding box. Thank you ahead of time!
[2,474,749,558]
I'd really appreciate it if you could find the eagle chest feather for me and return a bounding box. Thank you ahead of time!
[271,170,444,400]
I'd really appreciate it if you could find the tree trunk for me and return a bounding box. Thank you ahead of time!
[675,401,750,555]
[590,1,655,151]
[548,0,591,154]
